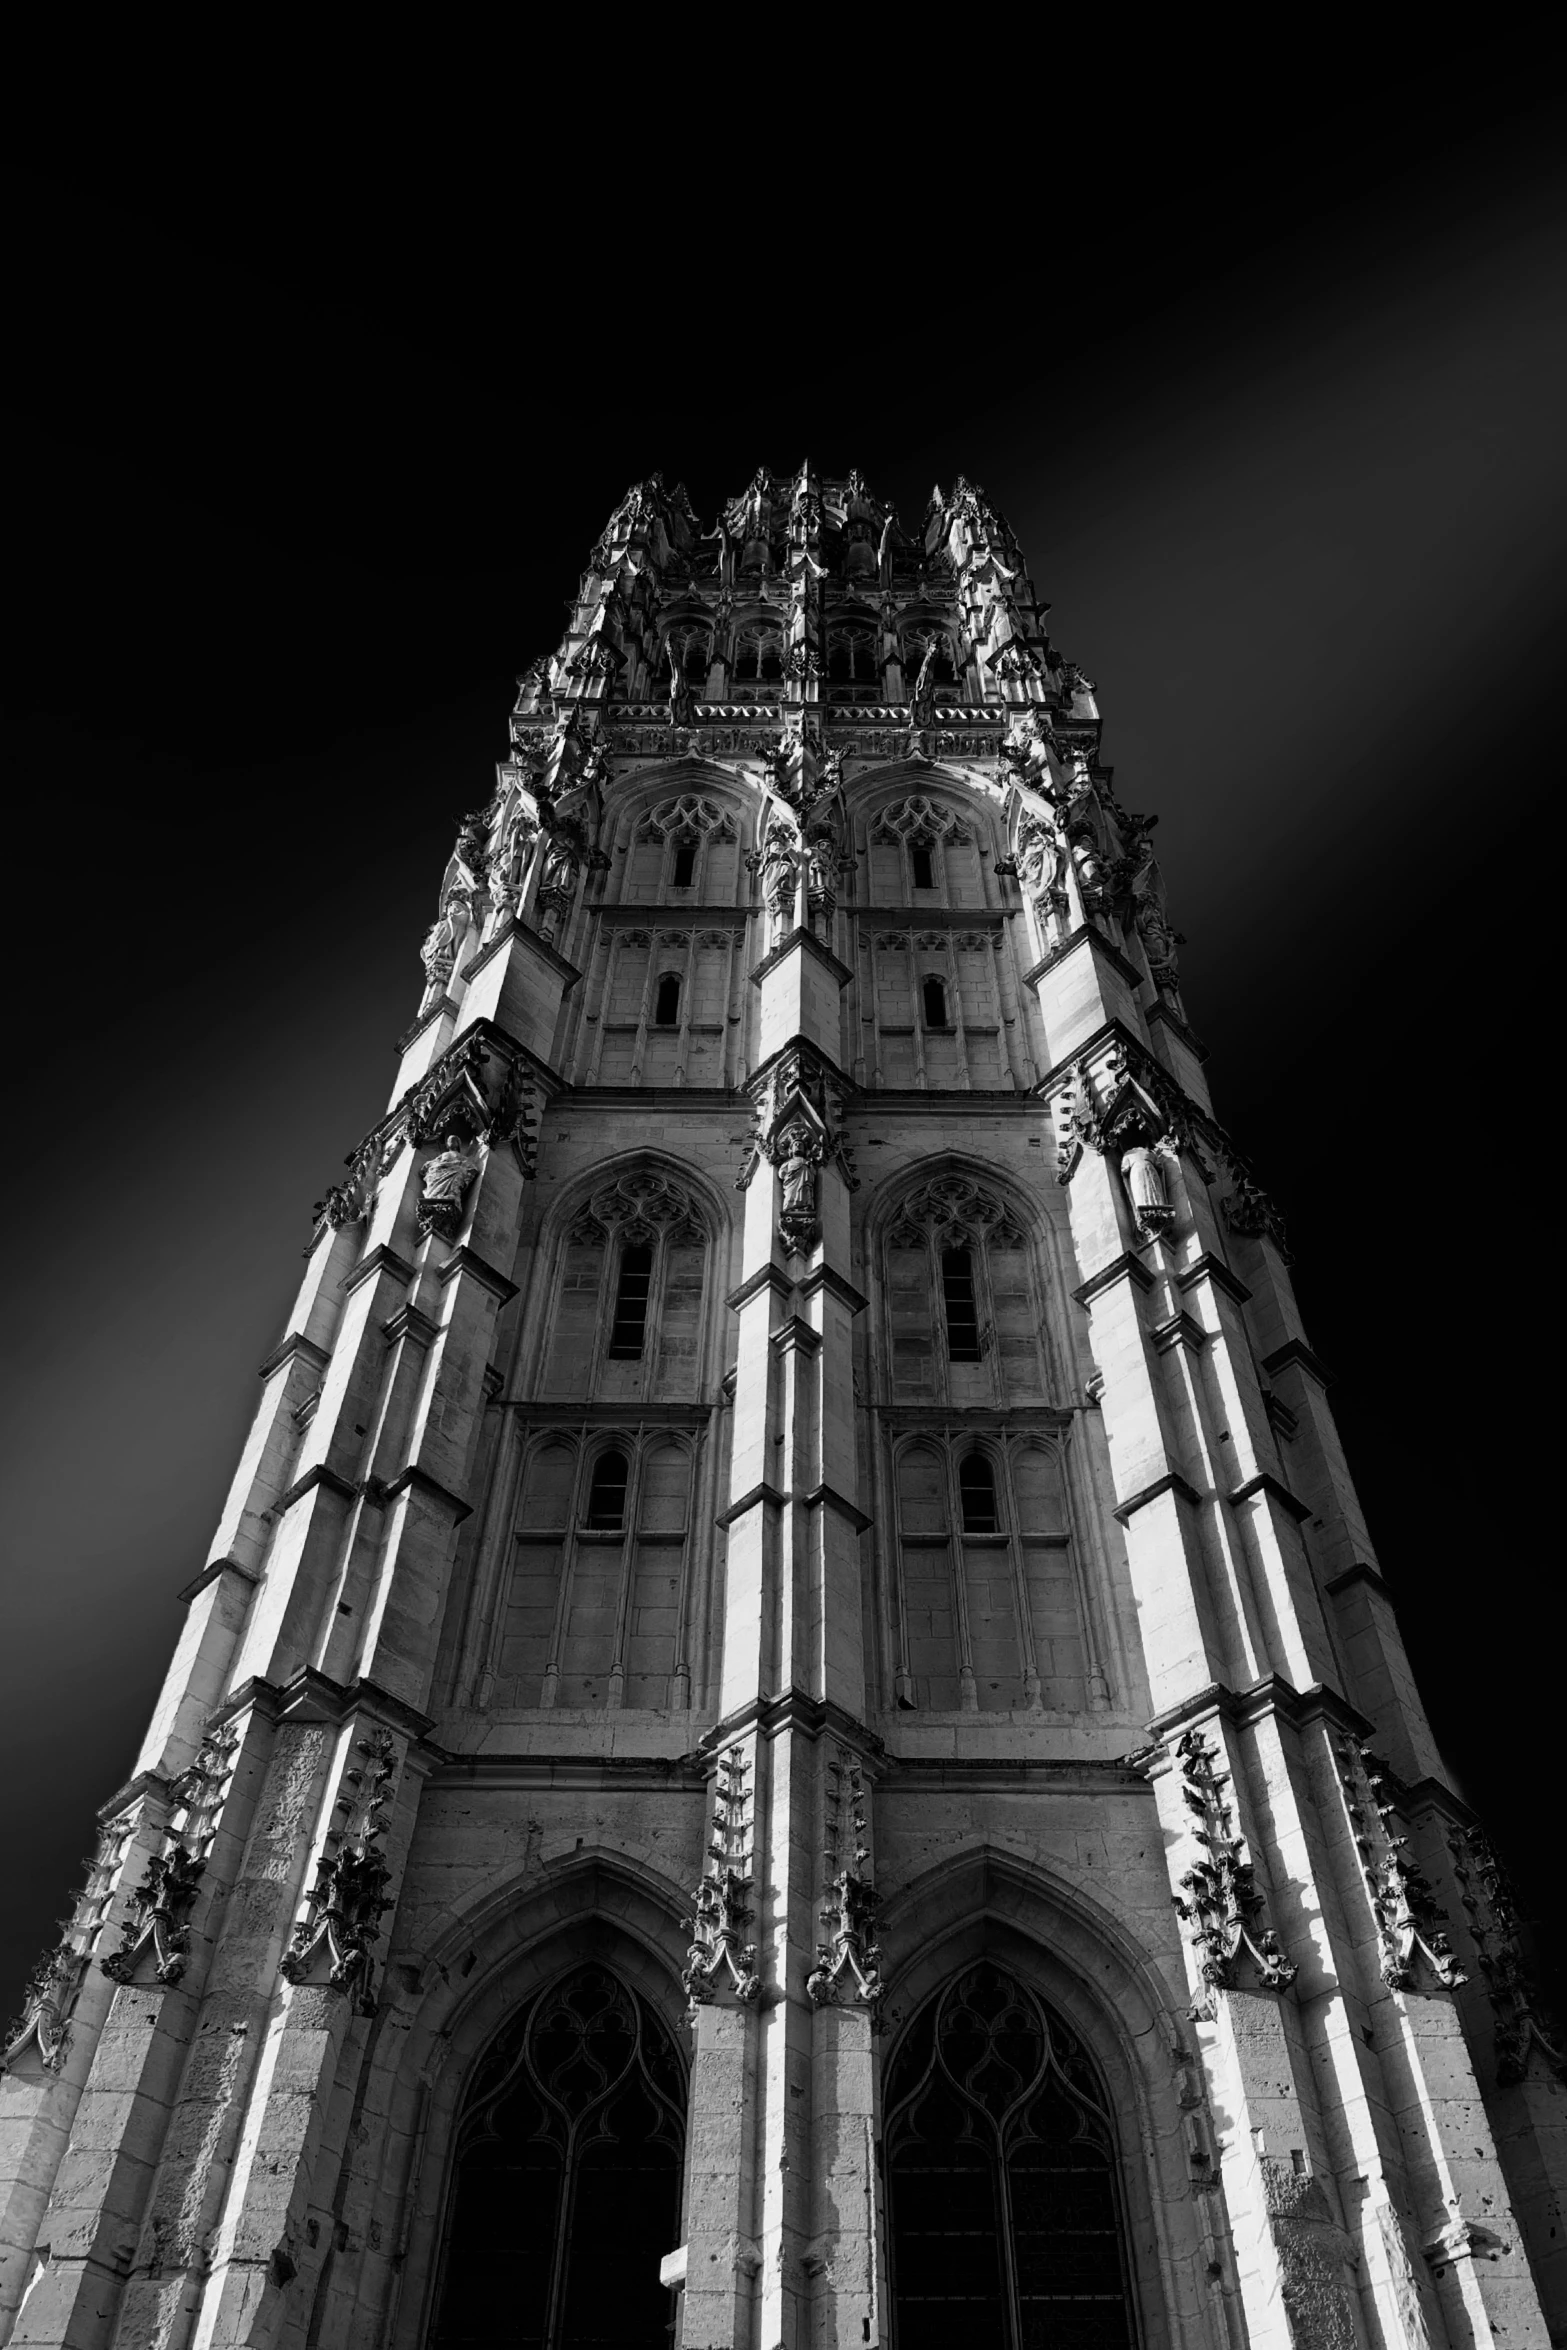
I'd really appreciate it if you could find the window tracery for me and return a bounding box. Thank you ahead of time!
[885,1962,1134,2350]
[624,793,741,909]
[545,1169,708,1399]
[884,1176,1047,1402]
[429,1966,684,2350]
[731,624,785,687]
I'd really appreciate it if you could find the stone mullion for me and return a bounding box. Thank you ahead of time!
[721,925,741,1089]
[942,1444,980,1714]
[578,922,616,1084]
[946,935,972,1091]
[604,1434,648,1710]
[675,927,697,1085]
[994,931,1031,1088]
[905,935,925,1088]
[538,1436,586,1711]
[586,931,619,1084]
[670,1419,714,1713]
[996,1440,1045,1709]
[457,1407,526,1709]
[629,940,658,1085]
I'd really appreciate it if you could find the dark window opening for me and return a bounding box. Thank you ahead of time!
[941,1248,982,1360]
[922,974,948,1027]
[654,973,681,1026]
[429,1966,684,2350]
[607,1245,653,1359]
[886,1962,1134,2350]
[671,841,696,888]
[585,1448,629,1529]
[959,1453,1000,1533]
[683,636,709,684]
[911,843,936,890]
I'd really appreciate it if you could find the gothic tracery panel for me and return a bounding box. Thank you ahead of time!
[885,1963,1135,2350]
[541,1169,710,1399]
[882,1175,1050,1404]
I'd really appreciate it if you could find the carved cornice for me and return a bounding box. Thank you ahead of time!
[748,926,856,992]
[1022,925,1146,994]
[437,1245,519,1304]
[1226,1471,1312,1522]
[716,1480,788,1527]
[458,916,584,993]
[1112,1469,1202,1524]
[799,1265,869,1316]
[1145,1674,1374,1746]
[1325,1562,1396,1604]
[802,1482,872,1533]
[699,1689,887,1764]
[1072,1253,1156,1306]
[383,1463,473,1524]
[1262,1338,1333,1388]
[1176,1254,1252,1307]
[257,1330,331,1381]
[343,1245,419,1298]
[176,1557,261,1606]
[726,1263,795,1312]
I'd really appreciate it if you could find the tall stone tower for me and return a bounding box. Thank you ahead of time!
[3,467,1561,2350]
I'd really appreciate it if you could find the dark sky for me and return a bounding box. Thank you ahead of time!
[4,80,1563,2014]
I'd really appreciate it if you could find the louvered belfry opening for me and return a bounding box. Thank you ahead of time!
[885,1962,1136,2350]
[428,1967,685,2350]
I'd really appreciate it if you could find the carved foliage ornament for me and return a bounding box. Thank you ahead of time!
[806,1748,883,2015]
[3,1818,131,2072]
[101,1724,239,1991]
[1170,1728,1297,2014]
[312,1029,547,1239]
[280,1730,398,2012]
[1448,1826,1566,2083]
[683,1746,762,2015]
[1337,1740,1467,1994]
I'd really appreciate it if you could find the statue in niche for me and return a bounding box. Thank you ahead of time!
[1110,1112,1178,1243]
[667,639,694,727]
[773,1120,823,1251]
[417,1133,478,1242]
[807,831,841,908]
[762,725,807,808]
[910,638,941,720]
[702,510,737,589]
[419,898,462,999]
[486,802,539,933]
[754,818,801,937]
[1136,894,1185,995]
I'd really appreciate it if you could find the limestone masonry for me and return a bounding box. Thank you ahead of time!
[3,468,1562,2350]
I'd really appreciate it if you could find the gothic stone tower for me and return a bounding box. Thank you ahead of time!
[3,467,1563,2350]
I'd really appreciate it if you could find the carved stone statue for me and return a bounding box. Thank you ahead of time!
[755,818,801,936]
[419,900,462,999]
[807,832,841,905]
[667,639,694,727]
[910,638,941,715]
[773,1119,824,1253]
[417,1134,478,1242]
[1114,1125,1177,1243]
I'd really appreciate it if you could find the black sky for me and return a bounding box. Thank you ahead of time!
[3,75,1563,2011]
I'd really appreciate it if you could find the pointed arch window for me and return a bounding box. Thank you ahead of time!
[670,841,696,888]
[959,1450,998,1532]
[543,1169,709,1401]
[429,1966,685,2350]
[653,971,682,1025]
[585,1448,629,1530]
[885,1961,1135,2350]
[885,1176,1048,1403]
[868,794,987,908]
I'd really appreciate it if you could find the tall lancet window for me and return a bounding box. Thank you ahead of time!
[885,1962,1135,2350]
[883,1174,1049,1405]
[429,1966,685,2350]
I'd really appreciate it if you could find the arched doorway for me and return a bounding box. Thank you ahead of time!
[885,1959,1137,2350]
[428,1964,684,2350]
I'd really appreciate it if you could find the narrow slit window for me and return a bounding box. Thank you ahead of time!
[911,843,935,890]
[607,1244,653,1359]
[941,1247,982,1360]
[959,1452,999,1532]
[922,974,948,1027]
[585,1448,629,1529]
[654,973,681,1026]
[671,841,696,888]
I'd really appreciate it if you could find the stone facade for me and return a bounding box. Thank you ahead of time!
[3,466,1562,2350]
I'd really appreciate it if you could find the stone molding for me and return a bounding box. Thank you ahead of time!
[1111,1469,1203,1524]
